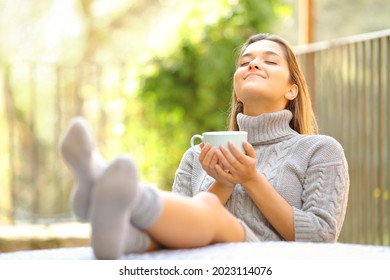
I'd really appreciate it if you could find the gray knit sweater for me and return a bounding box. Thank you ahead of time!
[172,110,349,242]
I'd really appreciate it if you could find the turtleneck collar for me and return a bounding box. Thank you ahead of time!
[237,110,298,145]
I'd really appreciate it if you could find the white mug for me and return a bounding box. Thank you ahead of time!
[190,131,248,153]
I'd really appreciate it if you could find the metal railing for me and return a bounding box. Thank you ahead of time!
[1,62,129,224]
[296,29,390,245]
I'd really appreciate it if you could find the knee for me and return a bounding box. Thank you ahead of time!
[194,192,221,209]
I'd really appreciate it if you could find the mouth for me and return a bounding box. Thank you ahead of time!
[244,73,266,80]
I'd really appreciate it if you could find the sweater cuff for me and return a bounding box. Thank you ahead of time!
[293,207,315,242]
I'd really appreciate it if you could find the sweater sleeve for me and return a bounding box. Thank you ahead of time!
[293,136,350,242]
[171,148,195,197]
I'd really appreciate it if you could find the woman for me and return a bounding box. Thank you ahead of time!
[59,33,349,259]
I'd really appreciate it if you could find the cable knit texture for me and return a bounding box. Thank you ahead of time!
[172,110,349,242]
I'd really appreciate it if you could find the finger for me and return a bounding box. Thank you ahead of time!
[204,147,217,169]
[199,143,211,162]
[219,143,240,166]
[243,141,256,158]
[215,163,233,180]
[204,149,219,173]
[215,148,232,170]
[209,149,219,167]
[227,141,247,160]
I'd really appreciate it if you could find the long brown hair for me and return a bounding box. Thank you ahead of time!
[228,33,318,135]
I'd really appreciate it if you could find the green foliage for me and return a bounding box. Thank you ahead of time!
[132,0,289,189]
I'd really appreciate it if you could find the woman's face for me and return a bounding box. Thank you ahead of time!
[233,39,297,115]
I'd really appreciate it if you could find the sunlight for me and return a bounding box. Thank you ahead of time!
[113,123,126,136]
[124,75,138,97]
[145,2,190,53]
[145,0,226,53]
[38,0,84,61]
[2,0,84,62]
[92,0,132,18]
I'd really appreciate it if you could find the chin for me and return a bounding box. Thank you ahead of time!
[237,90,267,102]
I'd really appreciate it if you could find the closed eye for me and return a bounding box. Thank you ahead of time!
[265,61,277,65]
[239,61,250,67]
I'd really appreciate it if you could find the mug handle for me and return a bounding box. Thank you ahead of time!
[190,134,203,153]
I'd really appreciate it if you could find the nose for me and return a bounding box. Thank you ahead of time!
[248,58,261,70]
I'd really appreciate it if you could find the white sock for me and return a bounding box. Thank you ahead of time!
[90,156,151,259]
[59,117,107,221]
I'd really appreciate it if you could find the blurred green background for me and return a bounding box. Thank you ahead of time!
[0,0,389,250]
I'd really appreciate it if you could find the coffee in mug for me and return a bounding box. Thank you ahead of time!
[190,131,248,153]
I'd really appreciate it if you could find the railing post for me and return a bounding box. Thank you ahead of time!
[299,0,316,106]
[299,0,315,45]
[1,66,15,224]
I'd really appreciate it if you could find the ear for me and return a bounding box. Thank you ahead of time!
[285,84,298,100]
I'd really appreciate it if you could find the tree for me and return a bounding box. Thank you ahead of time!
[133,0,290,189]
[0,0,177,222]
[0,0,289,222]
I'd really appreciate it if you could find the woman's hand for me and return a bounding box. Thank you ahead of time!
[214,141,258,186]
[198,143,235,188]
[213,141,295,241]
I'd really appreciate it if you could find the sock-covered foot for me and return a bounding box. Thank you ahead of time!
[90,155,150,260]
[59,117,107,221]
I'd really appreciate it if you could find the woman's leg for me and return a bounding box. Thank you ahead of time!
[90,155,244,258]
[60,117,245,259]
[59,118,153,259]
[146,192,245,248]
